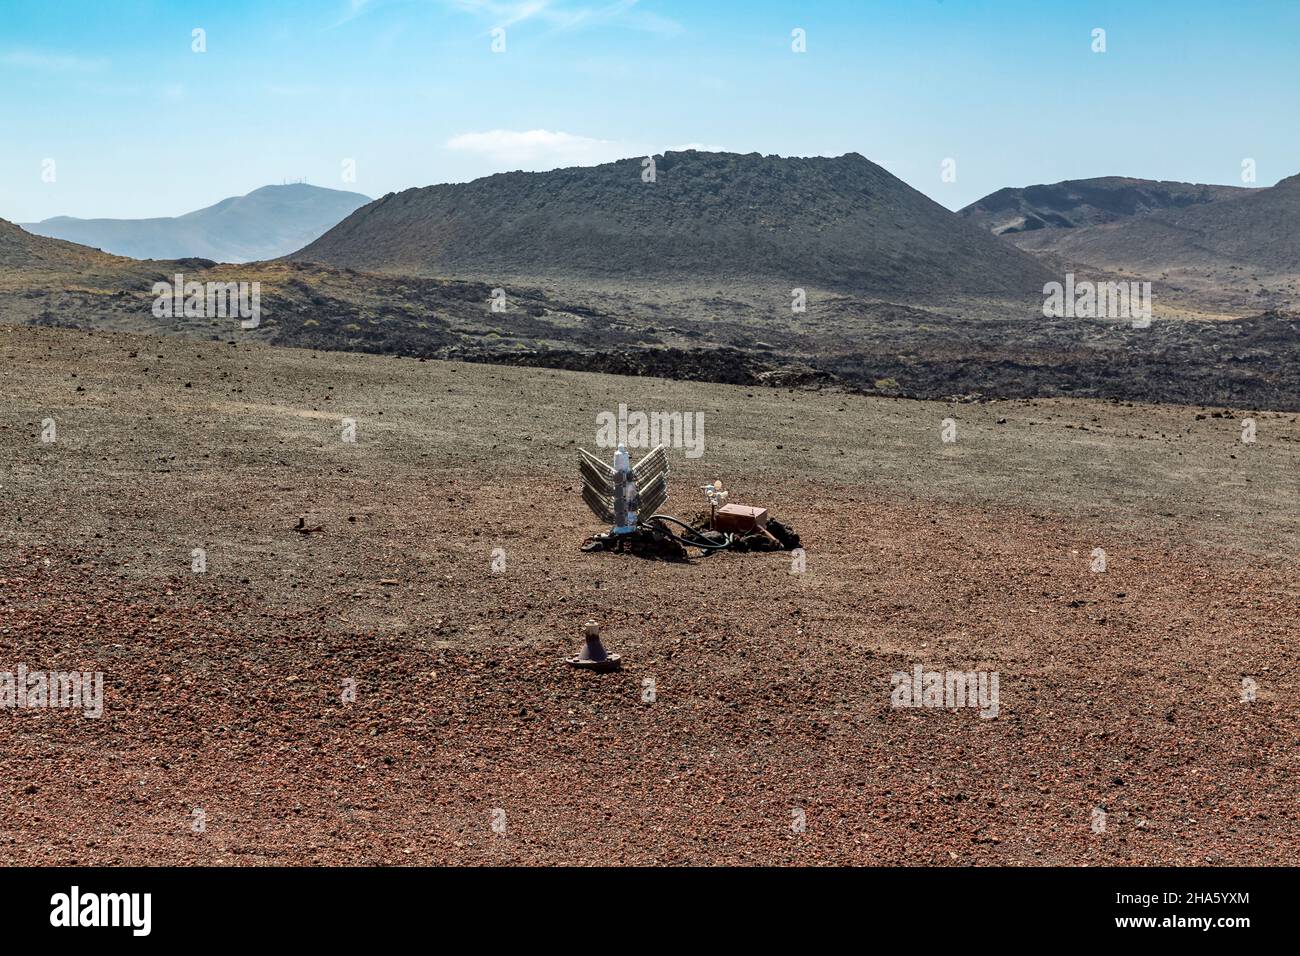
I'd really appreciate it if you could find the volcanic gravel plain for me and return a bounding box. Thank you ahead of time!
[1,323,1297,865]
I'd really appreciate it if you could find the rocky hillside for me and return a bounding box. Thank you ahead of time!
[0,217,115,271]
[293,151,1053,296]
[1013,173,1300,278]
[961,176,1247,236]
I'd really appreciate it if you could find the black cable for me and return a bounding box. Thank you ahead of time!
[642,514,735,551]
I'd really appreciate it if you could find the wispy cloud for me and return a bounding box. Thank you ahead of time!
[0,49,109,72]
[446,128,631,168]
[447,0,554,29]
[522,0,683,36]
[331,0,682,34]
[332,0,382,28]
[334,0,682,34]
[446,129,733,171]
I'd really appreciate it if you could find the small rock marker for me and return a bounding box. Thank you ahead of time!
[567,620,621,672]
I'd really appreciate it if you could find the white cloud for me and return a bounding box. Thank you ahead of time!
[0,50,109,72]
[334,0,682,34]
[332,0,382,27]
[446,130,744,171]
[458,1,554,29]
[446,129,630,169]
[446,0,682,34]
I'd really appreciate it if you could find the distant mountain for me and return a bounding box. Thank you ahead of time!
[968,174,1300,292]
[293,151,1053,296]
[21,184,371,263]
[960,177,1248,237]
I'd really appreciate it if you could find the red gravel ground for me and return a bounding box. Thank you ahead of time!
[1,325,1296,864]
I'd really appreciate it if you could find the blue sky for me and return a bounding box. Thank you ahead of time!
[2,0,1298,221]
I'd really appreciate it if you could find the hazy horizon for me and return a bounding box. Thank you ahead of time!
[11,149,1279,227]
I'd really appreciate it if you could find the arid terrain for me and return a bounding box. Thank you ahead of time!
[3,147,1299,868]
[962,173,1300,312]
[960,177,1249,236]
[5,214,1299,411]
[2,323,1296,865]
[294,151,1054,296]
